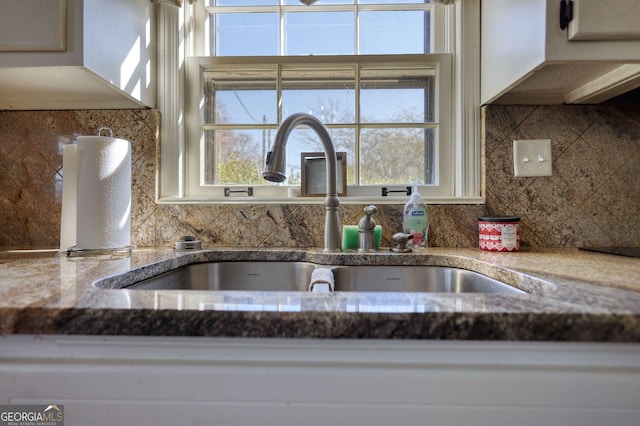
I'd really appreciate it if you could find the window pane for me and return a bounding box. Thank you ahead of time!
[205,127,357,187]
[358,0,428,4]
[360,88,430,123]
[359,11,429,54]
[331,128,357,185]
[213,13,278,56]
[212,90,277,125]
[279,128,356,186]
[284,12,354,55]
[205,129,274,185]
[282,89,355,123]
[360,67,435,123]
[281,67,355,123]
[360,127,435,185]
[284,0,354,3]
[212,0,277,6]
[204,69,277,125]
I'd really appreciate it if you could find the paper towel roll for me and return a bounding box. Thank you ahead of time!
[60,144,78,250]
[76,135,132,250]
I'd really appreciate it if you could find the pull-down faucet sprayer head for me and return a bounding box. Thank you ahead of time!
[262,145,287,183]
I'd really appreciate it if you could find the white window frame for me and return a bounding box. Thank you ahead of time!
[155,0,481,204]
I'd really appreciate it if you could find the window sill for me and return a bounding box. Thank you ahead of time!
[156,196,485,205]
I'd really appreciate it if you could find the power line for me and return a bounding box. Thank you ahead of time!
[233,91,261,123]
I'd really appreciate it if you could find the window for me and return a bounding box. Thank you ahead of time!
[169,0,479,202]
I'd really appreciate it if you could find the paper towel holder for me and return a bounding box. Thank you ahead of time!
[68,125,133,257]
[97,127,114,137]
[65,246,134,257]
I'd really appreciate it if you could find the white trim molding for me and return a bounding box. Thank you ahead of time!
[152,0,183,7]
[154,0,184,199]
[156,0,482,203]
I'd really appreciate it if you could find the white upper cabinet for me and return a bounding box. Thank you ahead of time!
[0,0,154,110]
[568,0,640,40]
[481,0,640,105]
[0,0,67,52]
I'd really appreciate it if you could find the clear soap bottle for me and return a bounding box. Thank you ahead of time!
[403,183,428,249]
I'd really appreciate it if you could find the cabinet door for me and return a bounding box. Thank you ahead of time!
[0,0,66,51]
[569,0,640,40]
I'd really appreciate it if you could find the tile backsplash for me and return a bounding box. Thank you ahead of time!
[0,91,638,249]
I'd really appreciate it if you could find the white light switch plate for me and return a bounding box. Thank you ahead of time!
[513,139,552,177]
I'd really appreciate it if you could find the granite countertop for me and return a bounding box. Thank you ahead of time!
[1,247,639,342]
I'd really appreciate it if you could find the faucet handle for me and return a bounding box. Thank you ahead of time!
[390,232,413,253]
[363,205,377,216]
[357,205,378,252]
[358,205,377,230]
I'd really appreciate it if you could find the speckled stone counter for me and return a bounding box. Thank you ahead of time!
[1,247,639,341]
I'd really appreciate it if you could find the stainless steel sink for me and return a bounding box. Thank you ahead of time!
[116,262,525,294]
[331,265,524,294]
[124,262,316,291]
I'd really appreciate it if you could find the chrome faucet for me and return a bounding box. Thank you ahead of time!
[263,113,341,252]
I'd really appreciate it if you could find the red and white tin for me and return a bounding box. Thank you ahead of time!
[478,216,520,252]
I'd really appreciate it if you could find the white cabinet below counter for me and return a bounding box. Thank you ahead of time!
[482,0,640,105]
[1,335,639,426]
[0,0,153,110]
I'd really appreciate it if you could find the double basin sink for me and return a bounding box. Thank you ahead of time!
[109,262,526,294]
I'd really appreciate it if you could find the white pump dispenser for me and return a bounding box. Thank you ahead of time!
[403,183,428,249]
